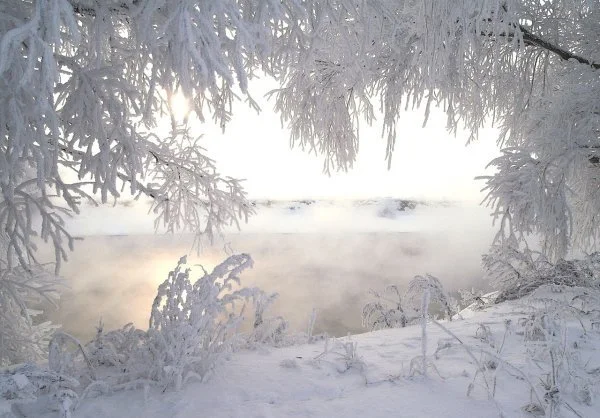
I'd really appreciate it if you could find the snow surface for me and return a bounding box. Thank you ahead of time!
[8,299,598,418]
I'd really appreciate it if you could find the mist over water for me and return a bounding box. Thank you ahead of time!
[43,203,496,341]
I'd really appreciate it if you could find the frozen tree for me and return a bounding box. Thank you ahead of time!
[2,0,598,279]
[272,0,599,259]
[0,0,305,363]
[0,0,313,272]
[3,0,598,272]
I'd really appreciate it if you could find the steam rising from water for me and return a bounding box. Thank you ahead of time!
[44,203,496,340]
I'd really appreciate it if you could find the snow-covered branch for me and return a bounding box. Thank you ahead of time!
[0,0,308,271]
[272,0,599,257]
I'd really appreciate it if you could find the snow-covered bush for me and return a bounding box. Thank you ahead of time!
[118,254,259,390]
[79,252,290,391]
[404,274,455,321]
[0,362,79,417]
[84,322,146,370]
[0,264,60,366]
[362,285,407,331]
[239,293,323,349]
[244,291,289,348]
[1,253,269,415]
[362,275,456,332]
[314,336,365,374]
[457,288,494,312]
[484,243,600,302]
[2,331,96,416]
[48,332,96,385]
[515,285,600,416]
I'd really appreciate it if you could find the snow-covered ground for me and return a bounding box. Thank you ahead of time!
[6,294,599,418]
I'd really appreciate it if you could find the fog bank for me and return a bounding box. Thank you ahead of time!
[44,203,496,340]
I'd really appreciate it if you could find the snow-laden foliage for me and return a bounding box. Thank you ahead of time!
[1,254,272,415]
[0,264,59,366]
[121,253,259,390]
[0,0,597,272]
[404,274,456,321]
[244,291,289,348]
[0,0,309,365]
[240,293,322,349]
[0,362,80,418]
[269,0,600,258]
[361,285,407,331]
[484,243,600,302]
[362,275,456,331]
[314,335,366,374]
[0,0,312,272]
[84,322,146,371]
[515,285,600,416]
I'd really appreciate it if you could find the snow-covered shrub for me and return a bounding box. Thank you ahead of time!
[404,274,455,321]
[0,264,60,366]
[85,322,146,370]
[245,291,289,348]
[516,285,600,416]
[40,254,262,401]
[0,321,85,417]
[49,332,96,384]
[362,275,455,332]
[122,254,259,391]
[1,363,75,401]
[2,253,286,416]
[268,308,323,347]
[0,362,79,417]
[484,243,600,302]
[315,336,365,374]
[457,288,494,312]
[362,285,407,331]
[335,340,364,374]
[306,308,317,344]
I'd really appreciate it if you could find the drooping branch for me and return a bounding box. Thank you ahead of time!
[482,23,599,69]
[68,0,140,17]
[485,4,599,70]
[520,25,600,70]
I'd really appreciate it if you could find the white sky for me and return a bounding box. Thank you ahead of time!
[66,79,503,236]
[176,80,501,203]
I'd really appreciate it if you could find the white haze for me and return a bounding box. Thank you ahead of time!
[44,202,496,341]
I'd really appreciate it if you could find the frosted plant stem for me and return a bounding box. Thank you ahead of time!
[421,288,430,377]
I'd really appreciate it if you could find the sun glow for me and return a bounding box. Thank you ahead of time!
[169,91,191,121]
